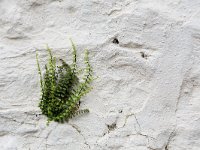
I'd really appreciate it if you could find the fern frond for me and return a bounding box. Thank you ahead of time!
[70,39,77,73]
[36,41,94,124]
[36,51,43,91]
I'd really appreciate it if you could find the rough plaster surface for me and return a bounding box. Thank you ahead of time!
[0,0,200,150]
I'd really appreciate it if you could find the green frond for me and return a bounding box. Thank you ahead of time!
[70,39,77,72]
[36,40,94,124]
[36,51,43,91]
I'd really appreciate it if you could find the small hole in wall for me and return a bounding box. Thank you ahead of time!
[35,113,42,117]
[112,38,119,44]
[119,110,123,113]
[140,52,148,59]
[107,123,117,131]
[165,145,168,150]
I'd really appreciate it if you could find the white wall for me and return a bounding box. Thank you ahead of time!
[0,0,200,149]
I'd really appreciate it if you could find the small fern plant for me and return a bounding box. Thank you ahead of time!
[36,41,93,124]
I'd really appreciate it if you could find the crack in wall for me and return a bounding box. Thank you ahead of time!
[69,123,91,149]
[164,128,176,150]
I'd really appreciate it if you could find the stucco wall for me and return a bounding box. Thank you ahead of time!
[0,0,200,149]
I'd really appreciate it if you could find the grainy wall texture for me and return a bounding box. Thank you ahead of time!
[0,0,200,150]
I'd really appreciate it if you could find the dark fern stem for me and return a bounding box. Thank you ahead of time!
[36,41,93,125]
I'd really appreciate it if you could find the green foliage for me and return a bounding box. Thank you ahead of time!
[36,41,93,124]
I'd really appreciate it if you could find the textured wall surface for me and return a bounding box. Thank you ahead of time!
[0,0,200,150]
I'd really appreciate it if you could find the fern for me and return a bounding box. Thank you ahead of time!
[36,41,93,124]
